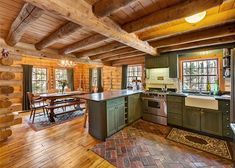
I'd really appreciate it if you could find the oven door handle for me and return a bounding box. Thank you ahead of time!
[141,97,161,102]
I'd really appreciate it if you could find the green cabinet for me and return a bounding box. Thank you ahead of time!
[183,106,223,136]
[167,95,184,126]
[169,54,178,78]
[183,107,201,131]
[219,100,233,138]
[107,97,125,136]
[145,54,178,78]
[201,109,222,136]
[128,94,141,124]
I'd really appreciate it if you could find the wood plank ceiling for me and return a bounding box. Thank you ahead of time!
[0,0,235,66]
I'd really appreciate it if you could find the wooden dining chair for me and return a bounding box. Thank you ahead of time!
[27,92,48,123]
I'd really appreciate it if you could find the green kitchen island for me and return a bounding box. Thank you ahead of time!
[76,90,143,141]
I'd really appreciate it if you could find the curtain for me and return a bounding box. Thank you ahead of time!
[22,64,33,111]
[97,67,103,93]
[121,65,128,89]
[67,68,74,91]
[89,68,93,93]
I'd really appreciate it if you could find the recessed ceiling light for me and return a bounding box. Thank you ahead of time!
[185,11,207,24]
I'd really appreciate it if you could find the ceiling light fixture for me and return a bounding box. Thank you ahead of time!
[58,59,76,68]
[185,11,207,24]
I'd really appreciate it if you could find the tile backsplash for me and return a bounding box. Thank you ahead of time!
[146,68,178,90]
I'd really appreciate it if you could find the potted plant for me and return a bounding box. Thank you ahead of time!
[58,80,68,94]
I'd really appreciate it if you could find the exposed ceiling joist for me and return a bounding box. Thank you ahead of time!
[25,0,157,55]
[89,47,136,60]
[122,0,225,33]
[5,3,43,46]
[35,22,81,50]
[102,51,145,62]
[158,35,235,53]
[60,34,107,55]
[76,42,126,58]
[138,8,235,41]
[112,56,145,66]
[93,0,136,17]
[151,21,235,48]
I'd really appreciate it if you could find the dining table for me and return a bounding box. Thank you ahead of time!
[40,91,88,122]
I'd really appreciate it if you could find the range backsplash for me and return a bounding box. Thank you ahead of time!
[146,68,178,90]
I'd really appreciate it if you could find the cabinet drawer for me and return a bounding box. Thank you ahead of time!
[223,123,231,130]
[223,129,233,138]
[167,96,184,103]
[218,101,230,111]
[167,102,183,114]
[107,97,124,108]
[168,113,182,126]
[223,115,230,124]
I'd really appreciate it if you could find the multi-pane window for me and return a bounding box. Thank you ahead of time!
[32,67,47,93]
[127,65,142,86]
[182,59,218,92]
[55,69,67,89]
[91,68,98,87]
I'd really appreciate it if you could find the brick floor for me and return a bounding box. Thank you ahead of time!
[92,120,235,168]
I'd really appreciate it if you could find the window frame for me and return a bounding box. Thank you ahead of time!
[32,67,48,94]
[54,68,68,90]
[182,58,219,92]
[127,65,142,87]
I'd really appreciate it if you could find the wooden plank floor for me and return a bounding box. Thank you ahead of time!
[1,112,234,168]
[0,113,115,168]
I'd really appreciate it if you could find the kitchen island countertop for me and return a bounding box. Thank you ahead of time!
[76,89,143,102]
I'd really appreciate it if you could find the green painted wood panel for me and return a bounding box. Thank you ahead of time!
[183,107,201,131]
[201,109,222,136]
[128,94,141,124]
[107,106,117,136]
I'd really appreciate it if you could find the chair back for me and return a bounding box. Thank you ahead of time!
[27,92,34,108]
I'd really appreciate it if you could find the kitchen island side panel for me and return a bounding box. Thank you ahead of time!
[88,100,107,141]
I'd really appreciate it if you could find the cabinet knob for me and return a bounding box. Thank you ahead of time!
[226,103,229,106]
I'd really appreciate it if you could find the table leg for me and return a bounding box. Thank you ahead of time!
[83,100,88,128]
[49,99,55,122]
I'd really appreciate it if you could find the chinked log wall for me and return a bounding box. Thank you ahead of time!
[0,56,22,141]
[0,54,122,114]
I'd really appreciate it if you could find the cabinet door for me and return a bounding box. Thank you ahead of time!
[107,106,117,136]
[156,55,169,68]
[133,94,141,121]
[169,54,178,78]
[183,107,201,131]
[128,95,135,123]
[201,109,222,136]
[116,104,125,130]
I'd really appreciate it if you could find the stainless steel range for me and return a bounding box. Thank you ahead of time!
[142,91,168,125]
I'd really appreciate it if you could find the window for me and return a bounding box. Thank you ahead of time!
[127,65,142,86]
[91,68,98,87]
[32,67,47,93]
[182,59,218,92]
[55,69,67,89]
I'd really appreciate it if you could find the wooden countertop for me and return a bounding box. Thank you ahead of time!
[76,90,143,102]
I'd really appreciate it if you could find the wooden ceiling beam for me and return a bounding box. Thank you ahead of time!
[138,8,235,41]
[112,56,145,66]
[25,0,157,55]
[123,0,225,33]
[158,35,235,53]
[150,22,235,48]
[5,3,43,46]
[93,0,136,17]
[102,51,145,62]
[35,22,81,50]
[60,34,107,55]
[89,47,136,60]
[75,42,126,58]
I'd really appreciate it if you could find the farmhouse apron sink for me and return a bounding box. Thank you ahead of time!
[185,95,218,110]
